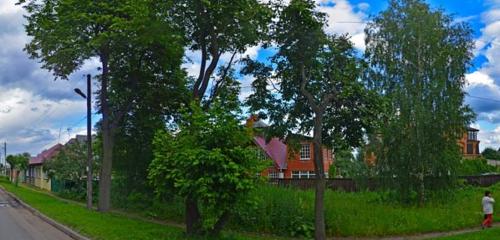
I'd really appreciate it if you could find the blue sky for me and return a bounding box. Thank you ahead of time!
[0,0,499,159]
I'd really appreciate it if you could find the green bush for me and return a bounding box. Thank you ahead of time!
[457,157,498,175]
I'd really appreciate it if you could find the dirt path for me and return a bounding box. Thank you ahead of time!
[333,223,499,240]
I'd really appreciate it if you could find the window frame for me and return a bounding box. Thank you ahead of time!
[300,144,311,160]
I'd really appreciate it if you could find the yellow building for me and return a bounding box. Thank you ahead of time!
[26,144,63,191]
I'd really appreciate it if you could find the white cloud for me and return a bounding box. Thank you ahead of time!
[316,0,368,50]
[465,71,500,91]
[0,1,21,15]
[478,125,500,151]
[0,87,87,155]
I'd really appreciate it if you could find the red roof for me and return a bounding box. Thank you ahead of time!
[254,136,287,170]
[29,143,63,165]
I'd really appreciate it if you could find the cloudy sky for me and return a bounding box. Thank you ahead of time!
[1,0,499,161]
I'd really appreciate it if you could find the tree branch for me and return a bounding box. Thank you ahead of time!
[211,51,237,100]
[300,64,320,113]
[193,38,207,98]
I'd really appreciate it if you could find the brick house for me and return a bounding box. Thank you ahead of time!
[248,116,334,179]
[364,126,482,164]
[458,127,481,158]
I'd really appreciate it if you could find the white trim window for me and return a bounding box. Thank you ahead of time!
[291,170,316,179]
[300,144,311,160]
[268,170,279,179]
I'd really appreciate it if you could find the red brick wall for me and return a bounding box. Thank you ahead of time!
[283,141,334,178]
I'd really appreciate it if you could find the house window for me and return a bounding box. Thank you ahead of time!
[291,171,315,179]
[467,143,473,154]
[300,144,311,160]
[268,170,279,179]
[467,131,477,141]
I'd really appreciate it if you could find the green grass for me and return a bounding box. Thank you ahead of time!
[2,176,498,239]
[229,184,500,237]
[0,179,287,240]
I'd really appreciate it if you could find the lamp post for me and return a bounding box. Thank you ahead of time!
[74,74,93,210]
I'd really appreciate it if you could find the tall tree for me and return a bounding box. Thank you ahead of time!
[242,1,379,238]
[6,153,30,185]
[364,0,475,204]
[170,0,272,234]
[18,0,185,211]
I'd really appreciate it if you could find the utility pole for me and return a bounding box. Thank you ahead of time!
[86,74,93,210]
[3,142,6,177]
[74,74,93,210]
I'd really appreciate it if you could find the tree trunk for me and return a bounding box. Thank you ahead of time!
[185,195,201,235]
[313,114,326,240]
[98,126,114,211]
[98,52,114,212]
[210,210,231,237]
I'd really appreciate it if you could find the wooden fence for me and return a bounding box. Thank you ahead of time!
[269,174,500,192]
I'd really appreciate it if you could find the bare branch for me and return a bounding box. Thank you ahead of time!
[212,51,237,99]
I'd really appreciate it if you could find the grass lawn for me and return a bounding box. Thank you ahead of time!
[229,184,500,237]
[0,178,287,240]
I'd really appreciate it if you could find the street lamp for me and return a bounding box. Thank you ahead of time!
[74,74,93,210]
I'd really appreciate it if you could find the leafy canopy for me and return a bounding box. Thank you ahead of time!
[148,101,267,234]
[243,0,378,150]
[365,0,475,203]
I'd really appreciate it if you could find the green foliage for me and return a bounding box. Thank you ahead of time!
[44,141,98,182]
[19,0,186,210]
[6,153,30,171]
[365,0,475,204]
[149,101,267,235]
[6,153,30,185]
[481,147,500,160]
[457,158,498,175]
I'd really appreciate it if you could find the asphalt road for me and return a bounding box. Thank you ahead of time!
[0,188,73,240]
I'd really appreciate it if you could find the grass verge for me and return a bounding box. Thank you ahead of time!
[0,178,286,240]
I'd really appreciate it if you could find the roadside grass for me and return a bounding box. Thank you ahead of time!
[231,184,500,237]
[0,179,287,240]
[2,176,498,239]
[434,227,500,240]
[112,182,500,238]
[111,184,500,238]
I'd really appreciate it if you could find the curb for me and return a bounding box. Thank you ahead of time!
[0,186,91,240]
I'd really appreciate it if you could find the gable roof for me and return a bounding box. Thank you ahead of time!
[29,143,63,165]
[254,136,287,170]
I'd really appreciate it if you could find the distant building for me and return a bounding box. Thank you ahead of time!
[247,115,334,179]
[364,126,482,164]
[26,143,63,191]
[458,127,481,158]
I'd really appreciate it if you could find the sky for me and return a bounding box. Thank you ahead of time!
[0,0,499,161]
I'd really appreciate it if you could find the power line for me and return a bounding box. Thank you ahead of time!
[467,94,500,103]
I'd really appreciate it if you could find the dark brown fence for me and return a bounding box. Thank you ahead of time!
[269,174,500,192]
[460,174,500,187]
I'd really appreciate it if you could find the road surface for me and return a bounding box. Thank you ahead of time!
[0,188,73,240]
